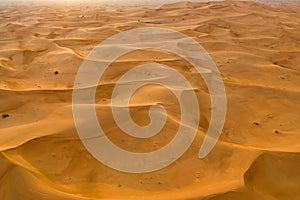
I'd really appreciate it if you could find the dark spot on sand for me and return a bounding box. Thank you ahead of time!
[253,122,259,126]
[2,113,9,118]
[266,114,272,119]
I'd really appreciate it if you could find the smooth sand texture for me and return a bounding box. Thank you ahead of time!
[0,0,299,199]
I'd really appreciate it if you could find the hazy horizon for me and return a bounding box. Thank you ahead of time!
[1,0,298,6]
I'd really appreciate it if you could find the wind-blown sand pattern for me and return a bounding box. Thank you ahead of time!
[0,0,300,199]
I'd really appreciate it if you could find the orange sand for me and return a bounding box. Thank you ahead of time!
[0,1,299,199]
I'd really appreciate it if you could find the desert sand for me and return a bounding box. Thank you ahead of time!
[0,0,300,199]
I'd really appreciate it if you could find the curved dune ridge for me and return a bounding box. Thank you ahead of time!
[0,0,299,199]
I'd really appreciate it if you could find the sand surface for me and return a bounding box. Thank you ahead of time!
[0,0,300,199]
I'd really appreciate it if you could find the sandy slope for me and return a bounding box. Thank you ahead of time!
[0,0,299,199]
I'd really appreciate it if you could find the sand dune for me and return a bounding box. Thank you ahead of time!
[0,0,299,199]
